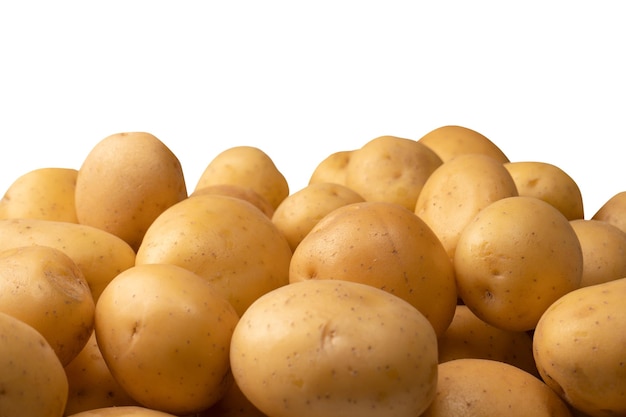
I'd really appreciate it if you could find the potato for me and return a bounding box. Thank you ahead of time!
[194,145,289,210]
[0,311,68,417]
[272,182,365,251]
[0,167,78,223]
[75,131,188,251]
[230,279,439,417]
[0,245,94,366]
[0,218,136,302]
[190,183,275,218]
[533,277,626,417]
[417,124,510,163]
[415,153,518,261]
[308,149,353,186]
[454,196,582,331]
[95,263,239,415]
[421,358,573,417]
[66,406,178,417]
[200,374,268,417]
[504,161,584,220]
[135,194,292,316]
[289,201,457,337]
[592,191,626,234]
[344,135,443,210]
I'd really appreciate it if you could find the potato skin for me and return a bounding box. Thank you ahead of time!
[592,191,626,234]
[308,150,353,186]
[66,406,178,417]
[417,125,510,163]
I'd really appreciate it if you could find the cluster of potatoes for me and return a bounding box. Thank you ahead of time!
[0,127,625,417]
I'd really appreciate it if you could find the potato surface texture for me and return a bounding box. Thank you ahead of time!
[592,191,626,234]
[308,149,353,186]
[66,406,178,416]
[75,131,188,251]
[230,279,439,417]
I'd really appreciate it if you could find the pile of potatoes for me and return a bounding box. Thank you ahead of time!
[0,127,625,417]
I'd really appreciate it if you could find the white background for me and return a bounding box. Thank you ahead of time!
[1,1,624,216]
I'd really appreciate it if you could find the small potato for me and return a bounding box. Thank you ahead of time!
[504,161,584,220]
[0,311,68,417]
[190,183,275,218]
[0,167,78,223]
[66,406,178,417]
[345,135,443,210]
[75,132,188,251]
[421,358,573,417]
[272,182,365,251]
[417,124,510,163]
[194,145,289,210]
[308,149,353,186]
[95,263,239,415]
[454,196,582,332]
[592,191,626,234]
[230,279,439,417]
[0,245,94,366]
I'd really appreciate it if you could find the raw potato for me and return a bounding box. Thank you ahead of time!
[415,153,519,261]
[272,182,365,251]
[75,131,188,251]
[421,358,573,417]
[190,183,275,218]
[135,194,292,316]
[0,311,68,417]
[194,145,289,210]
[533,277,626,417]
[308,149,353,186]
[200,375,268,417]
[0,245,94,366]
[289,201,457,337]
[0,167,78,223]
[417,124,510,163]
[66,406,178,417]
[230,279,439,417]
[504,161,584,220]
[95,263,239,415]
[345,135,443,210]
[454,196,582,332]
[592,191,626,234]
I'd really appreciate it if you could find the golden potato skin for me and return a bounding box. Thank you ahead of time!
[190,183,275,218]
[308,149,353,186]
[592,191,626,234]
[533,277,626,417]
[0,311,68,417]
[454,196,582,332]
[230,279,439,417]
[75,131,188,251]
[66,406,178,417]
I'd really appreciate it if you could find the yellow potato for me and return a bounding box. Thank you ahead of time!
[454,196,582,332]
[194,145,289,210]
[533,277,626,417]
[272,182,365,251]
[0,218,136,302]
[308,149,353,186]
[190,183,275,218]
[75,131,188,251]
[95,263,239,415]
[421,358,573,417]
[0,167,78,223]
[504,161,584,220]
[592,191,626,234]
[230,279,439,417]
[415,153,518,261]
[289,201,457,337]
[417,124,510,163]
[0,311,68,417]
[345,135,443,210]
[66,406,178,417]
[135,194,292,316]
[200,374,268,417]
[0,245,94,366]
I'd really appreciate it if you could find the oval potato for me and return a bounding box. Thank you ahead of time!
[308,149,353,186]
[592,191,626,234]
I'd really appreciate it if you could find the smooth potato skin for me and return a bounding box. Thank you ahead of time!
[592,191,626,234]
[66,406,178,417]
[417,125,510,163]
[190,183,275,218]
[308,150,353,186]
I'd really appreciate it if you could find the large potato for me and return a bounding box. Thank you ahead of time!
[95,263,239,415]
[66,406,178,417]
[0,245,94,366]
[454,196,582,331]
[308,149,353,186]
[0,167,78,223]
[230,279,439,417]
[289,201,457,337]
[592,191,626,234]
[135,194,292,316]
[0,311,68,417]
[533,277,626,417]
[75,131,188,251]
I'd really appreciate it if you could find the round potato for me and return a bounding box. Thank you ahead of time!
[194,145,289,210]
[272,182,365,251]
[345,135,443,210]
[421,358,572,417]
[454,196,582,332]
[230,279,439,417]
[417,124,510,163]
[308,149,353,186]
[75,131,188,251]
[592,191,626,234]
[66,406,178,417]
[289,201,457,337]
[0,245,95,366]
[190,183,275,218]
[0,311,68,417]
[415,153,518,261]
[533,277,626,417]
[95,263,239,415]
